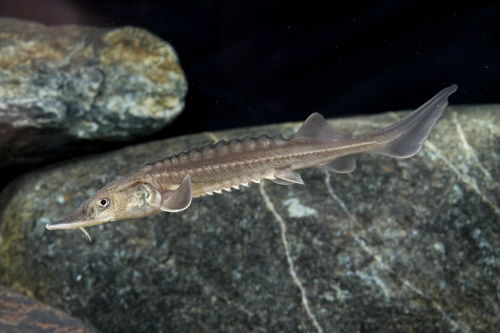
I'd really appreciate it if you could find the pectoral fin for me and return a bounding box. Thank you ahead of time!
[272,169,305,185]
[160,174,192,212]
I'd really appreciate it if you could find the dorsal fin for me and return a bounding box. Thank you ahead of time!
[293,112,347,141]
[293,112,356,173]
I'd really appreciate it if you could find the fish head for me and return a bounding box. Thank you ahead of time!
[46,181,162,231]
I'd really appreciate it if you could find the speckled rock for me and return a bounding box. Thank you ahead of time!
[0,284,97,332]
[0,105,499,332]
[0,17,187,166]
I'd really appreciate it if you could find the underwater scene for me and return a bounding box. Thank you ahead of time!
[0,2,498,332]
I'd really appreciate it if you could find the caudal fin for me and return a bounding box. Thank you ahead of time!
[372,84,457,158]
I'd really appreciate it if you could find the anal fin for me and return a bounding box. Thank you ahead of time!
[161,174,192,212]
[272,169,305,185]
[318,156,356,173]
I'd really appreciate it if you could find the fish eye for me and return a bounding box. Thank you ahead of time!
[97,198,110,208]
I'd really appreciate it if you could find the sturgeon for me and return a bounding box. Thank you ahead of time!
[46,85,457,241]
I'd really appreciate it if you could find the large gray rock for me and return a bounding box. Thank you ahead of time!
[0,17,187,166]
[0,105,498,332]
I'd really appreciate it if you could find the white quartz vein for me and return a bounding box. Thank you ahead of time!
[453,112,496,183]
[353,270,391,301]
[323,171,471,333]
[205,132,220,143]
[425,140,500,217]
[207,284,255,318]
[260,182,324,333]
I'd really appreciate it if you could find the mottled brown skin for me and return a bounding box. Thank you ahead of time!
[47,85,457,241]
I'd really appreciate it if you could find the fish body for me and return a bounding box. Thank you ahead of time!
[46,85,457,241]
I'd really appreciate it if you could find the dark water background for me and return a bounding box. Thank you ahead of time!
[1,1,498,136]
[0,0,498,191]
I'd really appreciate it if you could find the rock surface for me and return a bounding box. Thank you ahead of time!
[0,17,187,167]
[0,105,499,332]
[0,284,97,332]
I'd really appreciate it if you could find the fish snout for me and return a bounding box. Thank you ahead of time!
[46,209,87,230]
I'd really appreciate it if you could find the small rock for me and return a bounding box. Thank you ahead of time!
[0,284,97,332]
[0,17,187,167]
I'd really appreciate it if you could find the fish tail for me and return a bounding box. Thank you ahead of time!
[370,84,457,158]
